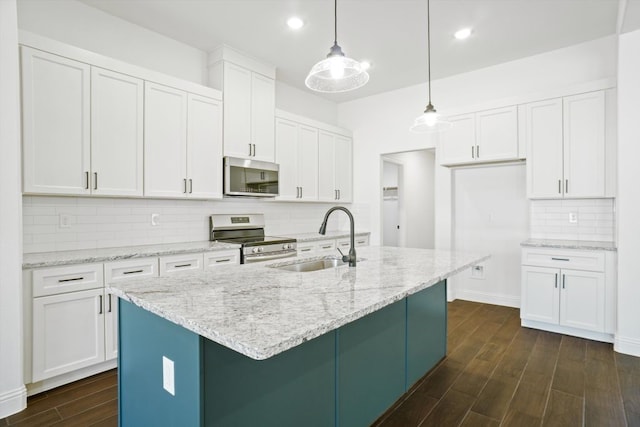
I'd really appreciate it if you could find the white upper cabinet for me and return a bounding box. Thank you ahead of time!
[275,118,319,201]
[524,98,564,198]
[145,82,222,199]
[221,62,275,162]
[439,106,518,166]
[525,90,607,199]
[144,82,188,198]
[319,131,353,203]
[563,91,606,198]
[91,67,144,196]
[21,47,91,195]
[187,94,223,199]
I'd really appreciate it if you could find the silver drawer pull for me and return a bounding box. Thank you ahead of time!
[551,257,570,261]
[175,263,192,268]
[321,245,332,249]
[58,277,84,283]
[215,259,231,263]
[99,295,103,315]
[123,270,144,275]
[357,240,365,244]
[301,248,312,252]
[108,294,112,313]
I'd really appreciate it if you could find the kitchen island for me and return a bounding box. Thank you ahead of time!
[108,246,488,427]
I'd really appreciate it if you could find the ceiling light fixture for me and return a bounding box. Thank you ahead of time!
[410,0,452,133]
[360,61,371,71]
[287,17,304,30]
[454,28,472,40]
[305,0,369,93]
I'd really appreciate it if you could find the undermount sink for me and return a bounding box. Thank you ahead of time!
[269,257,360,273]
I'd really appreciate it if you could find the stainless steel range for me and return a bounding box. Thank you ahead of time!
[209,214,297,264]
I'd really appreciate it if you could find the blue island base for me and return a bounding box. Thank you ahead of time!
[118,281,447,427]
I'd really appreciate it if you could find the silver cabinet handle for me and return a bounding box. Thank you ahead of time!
[215,258,231,263]
[555,273,558,288]
[99,295,103,315]
[558,180,562,194]
[58,276,84,283]
[476,145,480,158]
[562,274,566,289]
[471,146,474,159]
[300,187,303,198]
[123,269,144,275]
[300,248,312,252]
[321,245,332,249]
[175,263,192,268]
[335,190,338,200]
[551,257,569,261]
[183,178,187,193]
[249,143,252,157]
[108,294,112,313]
[565,179,568,194]
[189,179,193,194]
[338,189,341,200]
[253,144,256,157]
[85,171,89,190]
[93,172,98,190]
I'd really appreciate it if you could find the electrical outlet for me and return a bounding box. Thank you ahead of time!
[163,356,175,396]
[569,212,578,224]
[470,264,485,279]
[59,214,71,229]
[151,213,160,226]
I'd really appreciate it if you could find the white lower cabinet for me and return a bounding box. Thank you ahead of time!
[297,235,369,256]
[32,288,105,382]
[203,250,240,269]
[159,253,204,276]
[520,247,614,340]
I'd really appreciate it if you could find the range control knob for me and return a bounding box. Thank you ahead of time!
[257,247,264,253]
[252,247,259,254]
[282,243,291,250]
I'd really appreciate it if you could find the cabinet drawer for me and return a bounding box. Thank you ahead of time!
[521,247,605,272]
[104,258,158,283]
[336,238,351,250]
[159,253,204,276]
[355,235,370,247]
[297,242,316,255]
[33,263,104,297]
[317,240,336,252]
[204,250,239,269]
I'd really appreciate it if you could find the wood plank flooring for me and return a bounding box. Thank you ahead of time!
[2,300,638,426]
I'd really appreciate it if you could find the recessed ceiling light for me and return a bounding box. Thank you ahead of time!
[454,28,472,40]
[360,61,371,71]
[287,17,304,30]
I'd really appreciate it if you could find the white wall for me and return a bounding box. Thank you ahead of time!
[616,29,640,357]
[386,150,436,249]
[275,81,338,125]
[338,35,617,306]
[0,0,27,418]
[452,164,529,307]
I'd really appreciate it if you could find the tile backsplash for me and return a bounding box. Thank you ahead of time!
[530,198,615,242]
[23,196,369,253]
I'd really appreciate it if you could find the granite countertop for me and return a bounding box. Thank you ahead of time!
[22,241,241,269]
[108,246,489,361]
[288,231,370,242]
[521,239,617,252]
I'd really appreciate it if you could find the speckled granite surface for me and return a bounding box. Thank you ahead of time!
[107,246,489,360]
[521,239,617,251]
[23,241,241,269]
[287,231,370,242]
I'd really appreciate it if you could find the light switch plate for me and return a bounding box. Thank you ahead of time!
[162,356,175,396]
[151,213,160,226]
[569,212,578,224]
[59,213,71,229]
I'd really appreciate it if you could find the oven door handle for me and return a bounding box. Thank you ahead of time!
[244,251,297,263]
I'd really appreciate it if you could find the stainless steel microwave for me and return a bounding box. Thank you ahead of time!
[223,156,279,197]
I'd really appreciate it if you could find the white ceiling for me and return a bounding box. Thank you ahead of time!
[77,0,622,103]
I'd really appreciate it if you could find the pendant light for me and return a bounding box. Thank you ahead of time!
[305,0,369,93]
[410,0,451,133]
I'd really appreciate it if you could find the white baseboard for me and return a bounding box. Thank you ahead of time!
[0,385,27,419]
[521,319,614,343]
[26,359,117,396]
[614,335,640,357]
[453,289,520,308]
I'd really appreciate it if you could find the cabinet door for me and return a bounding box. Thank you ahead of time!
[251,73,276,162]
[524,98,564,198]
[159,253,204,276]
[334,135,353,202]
[563,91,606,198]
[275,118,300,201]
[298,125,319,201]
[144,82,188,198]
[521,266,560,324]
[203,250,240,268]
[439,114,475,165]
[105,292,118,361]
[187,94,223,199]
[21,47,91,195]
[32,288,105,381]
[560,269,605,332]
[475,106,518,162]
[318,131,337,202]
[223,62,252,159]
[91,67,144,196]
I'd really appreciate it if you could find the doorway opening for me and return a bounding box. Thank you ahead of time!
[381,149,435,249]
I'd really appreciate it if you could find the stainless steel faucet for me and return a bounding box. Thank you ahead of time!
[319,206,357,267]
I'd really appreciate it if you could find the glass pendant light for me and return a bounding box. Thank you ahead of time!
[305,0,369,93]
[410,0,451,133]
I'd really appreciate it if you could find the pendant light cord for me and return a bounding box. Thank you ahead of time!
[427,0,432,105]
[334,0,338,44]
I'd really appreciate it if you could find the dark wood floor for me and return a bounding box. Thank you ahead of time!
[2,300,639,426]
